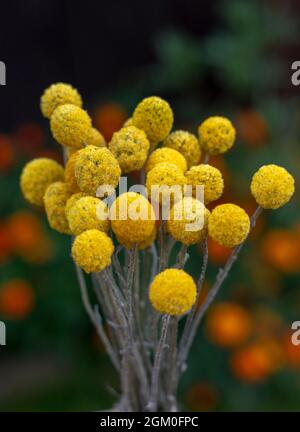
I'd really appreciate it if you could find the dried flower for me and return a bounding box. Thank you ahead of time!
[198,116,236,155]
[44,182,72,234]
[67,196,109,236]
[185,164,224,204]
[40,83,82,119]
[164,130,201,168]
[146,162,186,204]
[145,147,187,174]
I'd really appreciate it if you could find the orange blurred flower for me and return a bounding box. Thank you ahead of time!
[236,109,269,147]
[0,279,35,320]
[207,237,232,265]
[0,225,12,263]
[282,331,300,369]
[15,122,46,155]
[206,302,253,347]
[186,382,218,411]
[254,306,284,338]
[0,135,15,172]
[93,103,127,141]
[261,229,300,273]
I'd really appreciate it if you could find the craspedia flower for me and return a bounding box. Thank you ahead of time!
[67,196,110,236]
[198,116,236,155]
[185,164,224,204]
[40,83,82,119]
[110,192,155,245]
[167,197,210,245]
[146,162,186,204]
[145,147,187,174]
[250,164,295,209]
[72,229,114,273]
[65,151,80,192]
[75,146,121,195]
[20,158,64,207]
[163,130,201,168]
[208,204,250,248]
[65,192,88,216]
[44,182,72,234]
[84,127,106,147]
[116,226,157,250]
[132,96,174,143]
[149,269,196,316]
[50,104,92,149]
[108,126,150,173]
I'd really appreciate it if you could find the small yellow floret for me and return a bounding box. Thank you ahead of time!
[84,127,106,147]
[65,192,88,216]
[72,229,114,273]
[145,147,187,174]
[44,182,72,234]
[208,204,250,248]
[250,164,295,209]
[164,130,201,168]
[65,151,80,192]
[20,158,64,207]
[40,83,82,119]
[185,164,224,204]
[67,196,109,236]
[146,162,186,204]
[198,116,236,155]
[149,269,196,316]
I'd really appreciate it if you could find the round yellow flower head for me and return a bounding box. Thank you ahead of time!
[198,116,236,155]
[149,269,196,316]
[67,196,110,236]
[40,82,82,119]
[65,151,80,192]
[208,203,250,248]
[132,96,174,143]
[65,192,88,216]
[250,164,295,209]
[163,130,201,168]
[167,197,210,245]
[84,127,106,147]
[50,104,92,149]
[145,147,187,174]
[185,164,224,204]
[72,229,114,273]
[110,192,155,245]
[108,126,150,173]
[20,158,64,207]
[75,146,121,195]
[116,226,157,250]
[146,162,186,204]
[44,182,72,234]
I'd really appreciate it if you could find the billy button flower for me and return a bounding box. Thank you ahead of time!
[250,164,295,209]
[84,127,106,147]
[50,104,92,149]
[115,226,157,250]
[145,147,187,174]
[149,269,196,316]
[146,162,186,204]
[65,192,89,217]
[40,82,82,119]
[167,197,210,245]
[108,126,150,173]
[163,130,201,168]
[185,164,224,204]
[20,158,64,207]
[132,96,174,144]
[198,116,236,155]
[208,204,250,248]
[72,229,114,273]
[44,182,73,234]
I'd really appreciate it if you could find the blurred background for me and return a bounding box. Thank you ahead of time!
[0,0,300,411]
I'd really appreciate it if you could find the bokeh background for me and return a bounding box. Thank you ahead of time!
[0,0,300,411]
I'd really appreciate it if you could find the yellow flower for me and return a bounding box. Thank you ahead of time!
[44,182,72,234]
[198,116,236,155]
[67,196,110,236]
[146,162,186,204]
[20,158,64,207]
[84,127,106,147]
[149,269,196,316]
[185,164,224,204]
[163,130,201,168]
[65,192,88,216]
[116,226,157,250]
[145,147,187,174]
[50,104,91,149]
[108,126,150,173]
[208,203,250,248]
[167,197,210,245]
[72,229,114,273]
[110,192,155,245]
[75,146,121,195]
[65,151,80,192]
[132,96,174,143]
[250,164,295,209]
[40,83,82,119]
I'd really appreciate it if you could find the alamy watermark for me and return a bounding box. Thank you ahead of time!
[291,321,300,346]
[0,61,6,85]
[0,321,6,346]
[291,61,300,86]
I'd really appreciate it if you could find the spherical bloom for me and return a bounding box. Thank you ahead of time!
[146,162,186,204]
[65,151,80,192]
[149,269,196,315]
[185,164,224,204]
[50,104,92,149]
[72,229,114,273]
[167,197,210,245]
[164,130,201,168]
[145,147,187,174]
[67,196,110,236]
[44,182,72,234]
[208,204,250,248]
[250,164,295,209]
[206,302,253,347]
[108,126,150,173]
[0,279,34,319]
[84,127,106,147]
[116,226,157,250]
[110,192,155,245]
[198,116,236,155]
[20,158,64,207]
[65,192,88,216]
[75,146,121,195]
[40,83,82,119]
[132,96,174,143]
